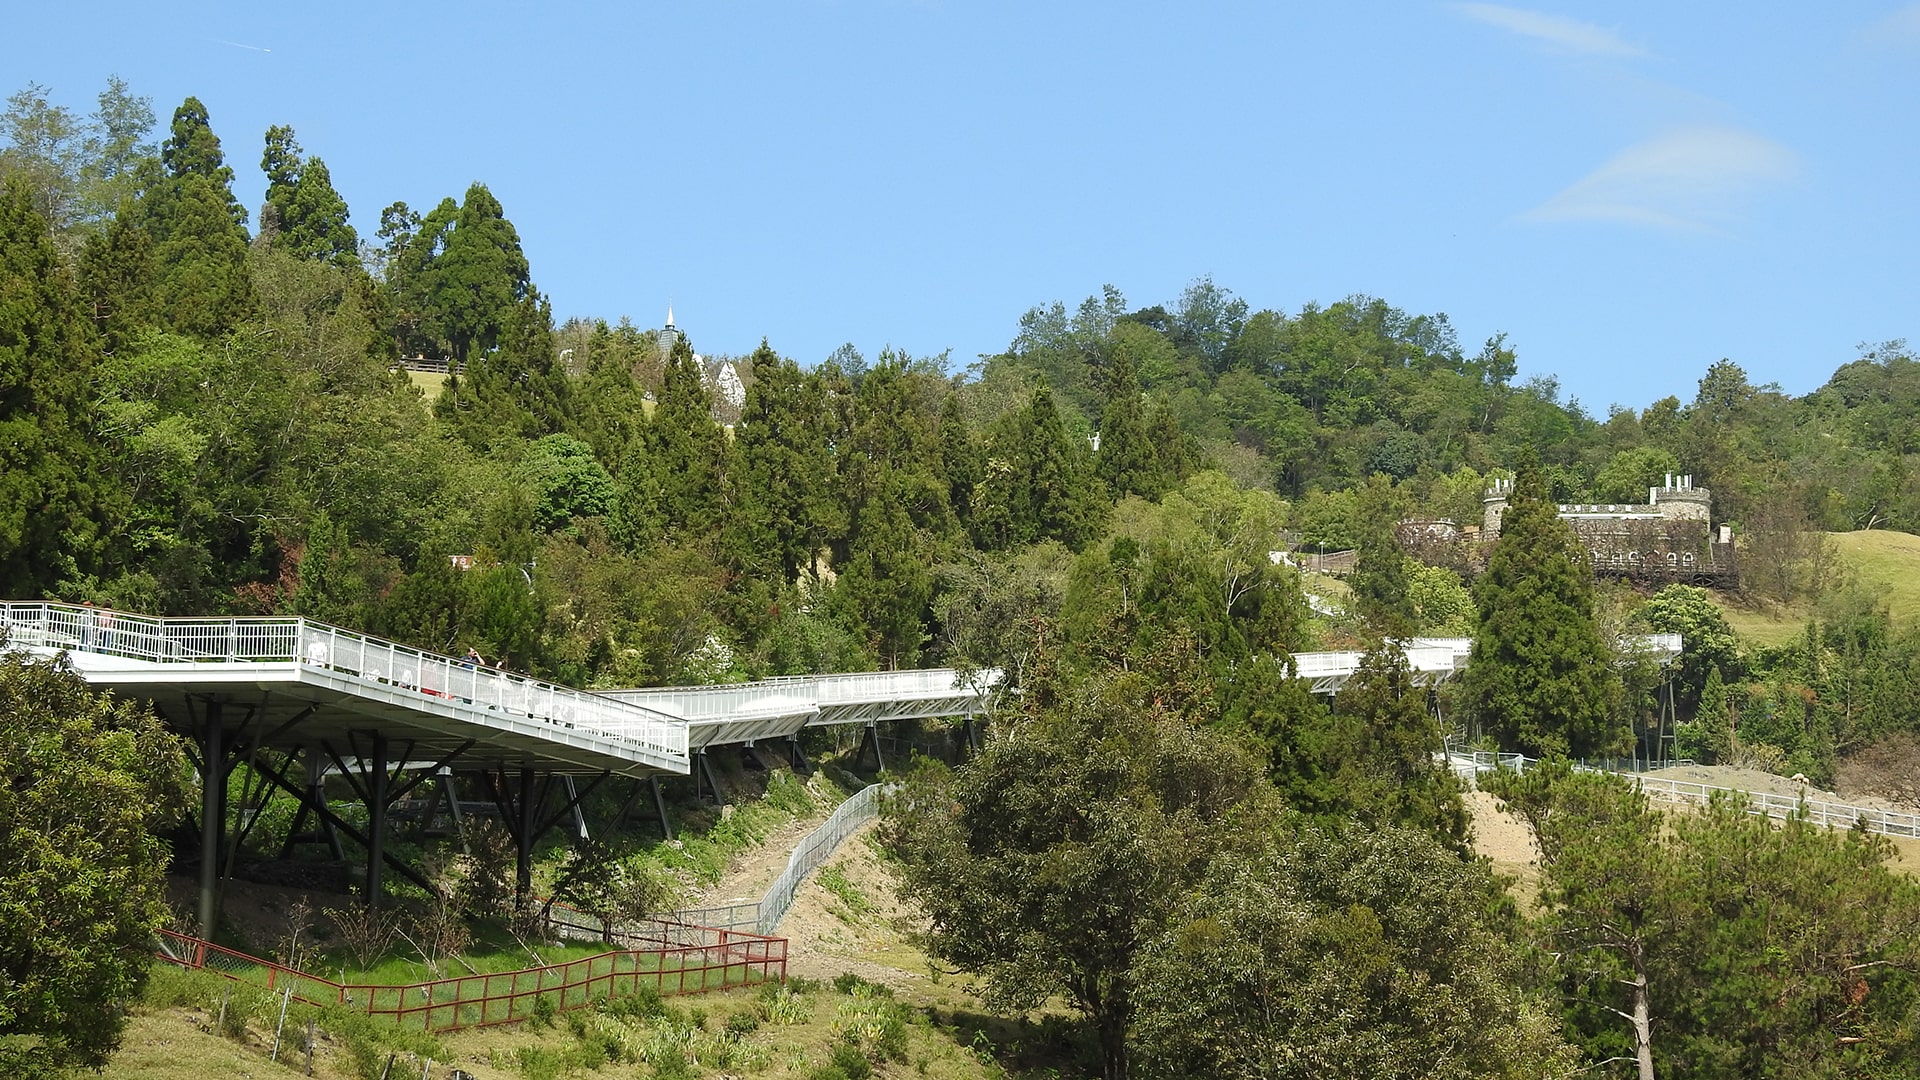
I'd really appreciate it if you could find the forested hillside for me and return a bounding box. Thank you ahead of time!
[11,79,1920,1079]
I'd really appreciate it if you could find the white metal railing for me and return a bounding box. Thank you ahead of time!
[1449,750,1919,841]
[703,668,1000,703]
[0,601,687,765]
[757,783,890,936]
[607,685,819,722]
[604,668,1001,735]
[1630,775,1920,839]
[533,786,891,937]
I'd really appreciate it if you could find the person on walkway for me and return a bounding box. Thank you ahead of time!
[461,647,482,703]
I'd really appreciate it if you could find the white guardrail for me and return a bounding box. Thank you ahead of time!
[755,782,890,936]
[564,784,892,937]
[0,601,686,764]
[1448,751,1920,841]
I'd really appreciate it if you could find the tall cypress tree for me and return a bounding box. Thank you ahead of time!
[1092,344,1163,499]
[434,182,528,362]
[435,288,570,452]
[128,97,251,338]
[1462,464,1623,757]
[0,177,110,594]
[260,126,357,268]
[999,384,1107,551]
[1349,473,1414,636]
[77,206,155,353]
[614,335,729,552]
[726,341,833,583]
[832,466,933,669]
[1331,641,1470,849]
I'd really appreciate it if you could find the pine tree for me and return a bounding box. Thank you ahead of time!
[434,182,528,361]
[1678,663,1733,764]
[435,289,570,452]
[613,335,729,552]
[381,196,456,357]
[726,341,834,583]
[938,392,981,526]
[985,384,1107,551]
[260,126,357,268]
[1331,641,1470,849]
[1349,474,1415,636]
[76,208,155,352]
[831,467,934,668]
[259,124,301,230]
[1462,464,1623,757]
[123,97,251,338]
[0,176,112,594]
[1093,344,1163,498]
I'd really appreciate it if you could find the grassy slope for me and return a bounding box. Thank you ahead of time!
[114,975,1013,1080]
[1713,530,1920,648]
[406,369,447,402]
[108,766,1047,1079]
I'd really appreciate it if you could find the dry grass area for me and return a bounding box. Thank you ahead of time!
[405,368,446,402]
[1712,529,1920,647]
[1469,761,1920,919]
[114,1009,323,1079]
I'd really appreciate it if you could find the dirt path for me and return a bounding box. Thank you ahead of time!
[773,820,948,993]
[681,811,827,908]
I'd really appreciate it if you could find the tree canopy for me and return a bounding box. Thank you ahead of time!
[0,650,189,1077]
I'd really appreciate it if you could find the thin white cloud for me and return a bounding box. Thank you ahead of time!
[1522,127,1797,229]
[1455,3,1646,57]
[1870,3,1920,44]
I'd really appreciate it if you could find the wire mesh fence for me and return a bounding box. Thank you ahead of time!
[1449,751,1920,840]
[155,908,785,1033]
[756,782,890,936]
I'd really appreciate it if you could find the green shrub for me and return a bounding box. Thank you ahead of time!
[831,972,891,997]
[605,980,667,1019]
[318,1007,445,1080]
[650,1043,696,1080]
[513,1044,567,1080]
[725,1008,760,1036]
[832,1041,875,1078]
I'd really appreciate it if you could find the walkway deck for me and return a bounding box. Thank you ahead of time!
[603,669,997,750]
[1289,634,1681,695]
[2,602,687,777]
[0,602,1001,772]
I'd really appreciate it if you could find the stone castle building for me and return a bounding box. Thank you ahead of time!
[1483,473,1737,585]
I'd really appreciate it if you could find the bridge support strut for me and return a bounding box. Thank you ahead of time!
[198,701,224,938]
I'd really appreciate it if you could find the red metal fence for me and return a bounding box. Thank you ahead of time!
[155,913,786,1033]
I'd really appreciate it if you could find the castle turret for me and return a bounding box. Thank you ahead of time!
[658,307,683,357]
[1647,473,1711,523]
[1482,476,1515,539]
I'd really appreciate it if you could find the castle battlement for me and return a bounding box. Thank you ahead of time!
[1481,473,1735,584]
[1484,473,1710,539]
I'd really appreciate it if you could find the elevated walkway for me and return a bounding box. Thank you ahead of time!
[1288,634,1681,695]
[0,601,687,777]
[604,668,998,750]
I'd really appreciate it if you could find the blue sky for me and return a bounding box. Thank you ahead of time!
[11,2,1917,413]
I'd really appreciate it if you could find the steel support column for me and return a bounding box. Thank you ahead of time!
[514,766,536,904]
[561,775,589,841]
[694,750,726,804]
[198,701,224,938]
[854,722,885,773]
[365,732,389,905]
[649,776,674,842]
